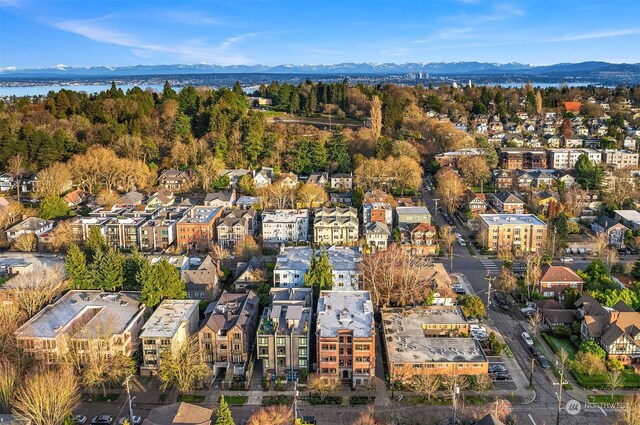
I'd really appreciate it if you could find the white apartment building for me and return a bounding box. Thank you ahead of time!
[547,149,601,169]
[274,246,362,290]
[262,209,309,244]
[140,299,200,376]
[601,150,640,169]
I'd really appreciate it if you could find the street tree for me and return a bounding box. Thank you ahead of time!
[458,155,490,191]
[494,268,517,293]
[406,374,440,401]
[307,375,339,402]
[247,405,294,425]
[433,168,464,214]
[606,369,623,399]
[158,336,207,394]
[438,225,456,272]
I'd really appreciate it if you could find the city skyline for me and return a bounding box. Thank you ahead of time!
[1,0,639,69]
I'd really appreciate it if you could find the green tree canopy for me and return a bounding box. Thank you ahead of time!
[304,250,333,297]
[574,154,604,189]
[39,196,72,219]
[459,295,485,319]
[65,243,91,289]
[215,395,235,425]
[139,259,186,308]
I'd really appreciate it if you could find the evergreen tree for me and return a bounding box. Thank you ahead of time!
[90,249,125,291]
[39,196,72,219]
[325,132,351,173]
[215,396,235,425]
[86,226,108,261]
[232,81,244,96]
[123,247,146,290]
[574,154,604,190]
[139,259,186,308]
[304,250,333,297]
[65,243,91,289]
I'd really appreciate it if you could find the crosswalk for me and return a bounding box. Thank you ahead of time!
[480,259,500,276]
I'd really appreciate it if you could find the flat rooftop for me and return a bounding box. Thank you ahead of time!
[317,290,374,338]
[385,306,467,325]
[615,210,640,224]
[15,290,143,339]
[275,246,361,272]
[382,308,487,364]
[261,304,310,335]
[479,214,546,226]
[262,209,309,223]
[179,206,221,224]
[140,300,199,339]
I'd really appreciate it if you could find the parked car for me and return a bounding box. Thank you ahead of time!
[469,325,486,333]
[492,372,511,380]
[520,307,537,318]
[528,345,542,357]
[467,317,480,324]
[74,415,87,424]
[521,332,534,346]
[536,354,551,369]
[458,238,467,246]
[489,364,508,373]
[560,257,573,263]
[91,416,114,425]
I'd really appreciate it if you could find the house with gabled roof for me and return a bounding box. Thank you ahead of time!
[181,255,219,301]
[252,167,274,188]
[158,169,193,191]
[491,191,525,214]
[463,189,487,214]
[365,221,390,252]
[145,189,175,210]
[591,216,628,248]
[538,266,583,299]
[63,189,85,207]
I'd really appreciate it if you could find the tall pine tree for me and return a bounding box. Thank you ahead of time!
[139,259,186,308]
[65,243,91,289]
[215,395,234,425]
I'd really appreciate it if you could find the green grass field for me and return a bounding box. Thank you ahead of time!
[224,395,248,405]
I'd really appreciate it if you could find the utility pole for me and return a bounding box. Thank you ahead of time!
[433,198,440,220]
[556,359,566,425]
[123,374,135,422]
[485,275,495,318]
[552,225,557,259]
[529,356,535,388]
[293,378,299,424]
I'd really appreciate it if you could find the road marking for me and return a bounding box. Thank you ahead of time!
[528,414,537,425]
[599,407,607,416]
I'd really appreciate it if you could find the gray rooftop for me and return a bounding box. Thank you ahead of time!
[140,300,200,339]
[382,308,487,364]
[275,246,361,272]
[316,291,374,338]
[179,206,221,224]
[15,290,144,339]
[479,214,546,226]
[262,209,309,224]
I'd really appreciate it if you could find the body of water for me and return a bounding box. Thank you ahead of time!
[0,83,168,97]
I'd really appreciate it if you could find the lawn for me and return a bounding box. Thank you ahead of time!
[587,394,626,403]
[0,276,8,286]
[177,394,206,403]
[466,244,476,256]
[224,395,248,405]
[541,334,577,360]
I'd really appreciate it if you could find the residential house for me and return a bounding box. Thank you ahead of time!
[256,287,313,381]
[6,217,54,243]
[575,296,640,364]
[15,290,145,364]
[275,173,299,189]
[563,136,583,148]
[234,256,266,291]
[395,206,431,228]
[145,189,175,210]
[330,173,354,191]
[614,210,640,231]
[401,223,437,256]
[382,306,488,380]
[478,214,547,253]
[236,196,261,210]
[583,138,602,149]
[158,169,193,191]
[273,246,362,290]
[316,291,375,386]
[493,169,515,190]
[534,299,579,330]
[365,222,390,251]
[223,169,251,188]
[115,191,145,208]
[261,209,309,245]
[514,170,534,189]
[538,266,584,299]
[204,191,236,209]
[362,190,394,227]
[253,167,274,188]
[63,189,85,208]
[463,189,487,214]
[181,256,219,301]
[0,173,14,192]
[591,216,628,248]
[491,192,525,214]
[176,206,224,250]
[308,172,329,186]
[198,291,260,382]
[143,402,213,425]
[537,191,560,215]
[330,192,352,206]
[313,206,359,246]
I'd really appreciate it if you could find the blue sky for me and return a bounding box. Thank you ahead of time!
[1,0,639,69]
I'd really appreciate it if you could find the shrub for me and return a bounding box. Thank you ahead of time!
[552,325,572,339]
[574,351,606,376]
[606,358,625,372]
[579,340,607,360]
[569,335,580,346]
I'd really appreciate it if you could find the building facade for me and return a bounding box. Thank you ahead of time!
[313,207,359,246]
[478,214,547,253]
[261,209,309,245]
[176,206,224,250]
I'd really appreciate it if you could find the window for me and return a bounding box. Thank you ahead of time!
[258,337,268,346]
[299,348,307,357]
[276,337,286,346]
[299,337,307,347]
[299,359,307,367]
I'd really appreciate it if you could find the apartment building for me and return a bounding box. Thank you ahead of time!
[547,149,601,169]
[362,189,395,227]
[216,209,257,247]
[274,246,362,290]
[478,214,547,253]
[15,290,145,364]
[382,307,488,380]
[105,216,146,249]
[176,206,224,250]
[395,206,432,228]
[498,148,547,170]
[601,150,639,169]
[313,206,359,246]
[138,212,181,251]
[256,287,313,381]
[434,148,484,168]
[261,209,309,245]
[140,300,200,376]
[316,291,375,386]
[70,216,110,242]
[198,291,260,380]
[401,223,437,256]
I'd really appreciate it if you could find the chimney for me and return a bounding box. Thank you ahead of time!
[609,310,619,325]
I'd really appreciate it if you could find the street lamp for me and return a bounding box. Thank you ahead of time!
[484,274,495,318]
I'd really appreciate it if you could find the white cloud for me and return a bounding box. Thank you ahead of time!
[547,28,640,42]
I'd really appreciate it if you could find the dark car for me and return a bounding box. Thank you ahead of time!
[537,354,551,369]
[497,301,510,310]
[489,364,507,373]
[91,416,114,425]
[492,372,511,380]
[528,345,541,356]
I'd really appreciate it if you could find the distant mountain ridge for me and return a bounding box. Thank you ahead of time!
[2,61,638,78]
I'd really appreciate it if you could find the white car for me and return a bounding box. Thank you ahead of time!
[470,325,486,333]
[74,416,87,424]
[118,417,142,425]
[458,238,466,246]
[521,332,534,346]
[560,257,573,263]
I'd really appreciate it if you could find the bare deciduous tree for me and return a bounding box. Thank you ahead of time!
[438,225,456,272]
[33,162,72,199]
[495,268,517,293]
[370,95,382,141]
[48,220,76,252]
[233,235,260,262]
[605,369,623,399]
[7,266,68,318]
[307,375,340,402]
[0,357,20,413]
[352,409,379,425]
[247,405,294,425]
[158,335,207,394]
[525,252,542,299]
[11,233,37,252]
[297,182,328,208]
[480,398,513,423]
[6,154,25,202]
[618,394,640,425]
[359,244,436,308]
[13,366,81,425]
[195,156,225,191]
[433,168,464,214]
[406,374,440,401]
[0,304,26,358]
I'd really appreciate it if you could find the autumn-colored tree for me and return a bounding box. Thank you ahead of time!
[0,357,20,413]
[13,366,80,425]
[233,235,260,262]
[618,394,640,425]
[391,140,420,162]
[370,95,382,141]
[359,244,437,308]
[33,162,72,199]
[49,221,76,252]
[559,118,573,139]
[307,375,340,402]
[433,167,464,214]
[354,157,388,191]
[0,200,24,232]
[351,409,379,425]
[158,336,207,394]
[388,156,422,196]
[494,267,517,293]
[8,266,68,318]
[297,182,328,208]
[196,156,225,191]
[247,405,294,425]
[11,233,37,252]
[573,351,606,376]
[560,185,588,217]
[535,90,543,115]
[258,184,295,209]
[458,155,490,191]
